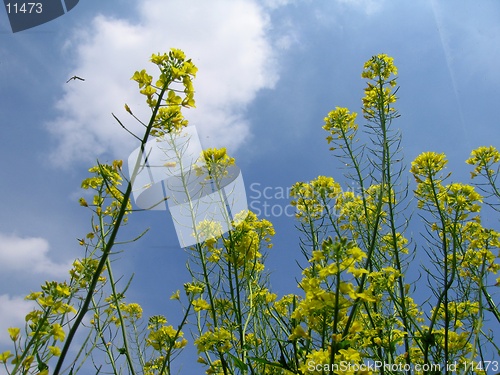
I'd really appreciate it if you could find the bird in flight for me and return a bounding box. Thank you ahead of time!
[66,75,85,83]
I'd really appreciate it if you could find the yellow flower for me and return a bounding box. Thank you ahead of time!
[195,328,233,353]
[184,282,204,296]
[193,220,223,242]
[170,290,181,300]
[7,327,20,341]
[467,145,500,174]
[349,321,363,334]
[346,245,366,261]
[265,292,277,303]
[174,338,188,349]
[355,291,377,302]
[147,325,180,350]
[140,85,156,97]
[51,323,66,342]
[48,346,61,356]
[443,183,482,213]
[170,48,186,61]
[0,351,13,363]
[339,347,361,362]
[361,54,398,80]
[310,250,325,263]
[299,349,330,374]
[25,291,43,300]
[56,283,71,297]
[150,52,168,64]
[22,355,34,370]
[122,303,143,320]
[348,266,369,277]
[323,107,358,149]
[192,298,210,312]
[131,69,153,88]
[318,262,339,278]
[288,325,309,341]
[360,54,399,121]
[410,152,448,180]
[339,282,355,297]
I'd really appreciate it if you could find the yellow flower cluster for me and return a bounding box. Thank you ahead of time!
[380,232,409,254]
[222,211,274,270]
[466,145,500,178]
[80,161,131,223]
[442,183,482,215]
[102,300,144,327]
[147,325,187,351]
[121,302,143,320]
[361,54,398,80]
[2,279,80,372]
[412,152,483,221]
[195,327,233,354]
[25,281,76,316]
[335,184,389,233]
[69,258,107,288]
[432,301,479,329]
[184,281,205,296]
[144,315,188,360]
[291,176,341,221]
[291,237,373,348]
[411,152,448,182]
[448,221,500,283]
[195,147,236,182]
[272,294,298,316]
[323,107,358,151]
[367,266,401,292]
[361,54,398,121]
[194,220,224,244]
[249,285,277,306]
[131,48,197,136]
[152,105,189,136]
[192,298,210,312]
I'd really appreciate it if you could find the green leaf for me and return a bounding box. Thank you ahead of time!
[226,353,247,372]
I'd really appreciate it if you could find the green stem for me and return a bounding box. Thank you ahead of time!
[158,303,191,375]
[105,258,137,375]
[53,83,170,375]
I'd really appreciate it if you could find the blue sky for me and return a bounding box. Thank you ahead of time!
[1,0,500,372]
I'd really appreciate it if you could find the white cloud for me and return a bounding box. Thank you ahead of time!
[47,0,280,168]
[0,233,70,277]
[0,294,34,346]
[0,233,72,352]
